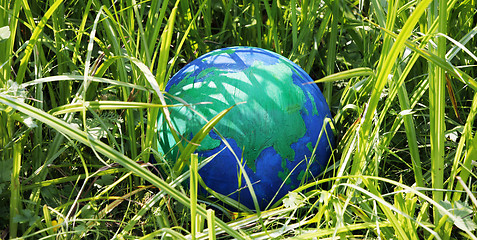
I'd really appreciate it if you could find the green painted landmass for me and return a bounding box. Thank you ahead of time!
[307,92,320,116]
[169,60,308,172]
[278,157,292,185]
[306,142,314,153]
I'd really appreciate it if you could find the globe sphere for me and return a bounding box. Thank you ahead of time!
[158,46,334,210]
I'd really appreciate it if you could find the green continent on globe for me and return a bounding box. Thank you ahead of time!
[169,60,309,172]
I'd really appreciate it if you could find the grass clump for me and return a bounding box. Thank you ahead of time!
[0,0,476,239]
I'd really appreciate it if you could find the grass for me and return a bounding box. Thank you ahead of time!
[0,0,476,239]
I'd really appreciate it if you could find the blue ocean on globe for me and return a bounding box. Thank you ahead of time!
[157,46,334,210]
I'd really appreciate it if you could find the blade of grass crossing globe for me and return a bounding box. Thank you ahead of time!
[172,104,238,175]
[0,95,247,240]
[145,0,192,157]
[149,0,203,164]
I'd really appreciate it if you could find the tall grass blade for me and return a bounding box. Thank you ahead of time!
[311,67,375,83]
[324,0,339,105]
[354,0,433,176]
[0,94,247,239]
[428,0,447,227]
[16,0,64,84]
[0,0,21,86]
[207,209,216,240]
[190,153,198,240]
[396,81,424,187]
[10,141,22,238]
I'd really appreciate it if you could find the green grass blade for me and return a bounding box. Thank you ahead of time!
[157,0,179,88]
[21,75,154,93]
[16,0,64,84]
[49,101,174,115]
[98,5,138,158]
[374,21,477,90]
[10,140,22,238]
[290,0,298,52]
[72,0,93,65]
[343,182,440,239]
[354,0,432,176]
[172,103,240,174]
[311,67,375,83]
[396,82,424,187]
[0,0,21,85]
[428,0,447,227]
[0,94,247,240]
[324,0,340,105]
[449,92,477,201]
[207,209,216,240]
[190,153,198,240]
[131,0,151,66]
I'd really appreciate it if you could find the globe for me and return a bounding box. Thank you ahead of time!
[157,46,334,210]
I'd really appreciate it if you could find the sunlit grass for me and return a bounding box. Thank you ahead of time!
[0,0,476,239]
